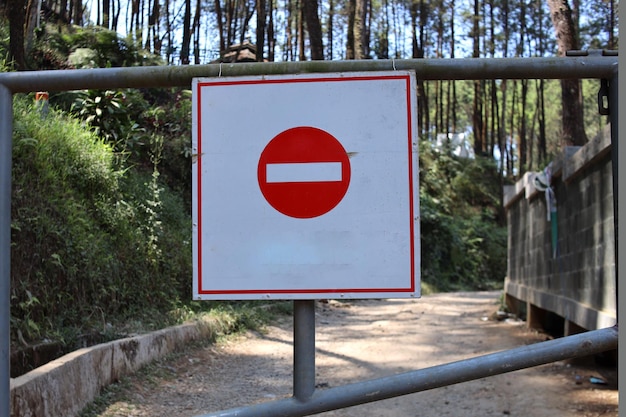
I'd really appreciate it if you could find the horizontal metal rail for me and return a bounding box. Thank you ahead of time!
[196,326,618,417]
[0,56,618,93]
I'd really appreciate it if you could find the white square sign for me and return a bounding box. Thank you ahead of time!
[192,71,420,300]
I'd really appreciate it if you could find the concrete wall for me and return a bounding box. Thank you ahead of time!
[503,124,616,334]
[10,316,232,417]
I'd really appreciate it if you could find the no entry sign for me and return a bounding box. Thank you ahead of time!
[192,71,420,300]
[258,126,351,219]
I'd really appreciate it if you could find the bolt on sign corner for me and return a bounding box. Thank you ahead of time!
[192,71,420,300]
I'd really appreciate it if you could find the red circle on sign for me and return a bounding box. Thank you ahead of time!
[258,126,351,219]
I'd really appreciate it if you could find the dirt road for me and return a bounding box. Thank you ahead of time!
[89,291,617,417]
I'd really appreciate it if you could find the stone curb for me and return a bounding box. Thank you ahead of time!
[10,317,228,417]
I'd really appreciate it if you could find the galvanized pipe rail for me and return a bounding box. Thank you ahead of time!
[196,325,618,417]
[0,56,618,92]
[0,55,618,417]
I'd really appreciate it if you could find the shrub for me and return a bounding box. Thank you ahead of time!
[418,139,507,292]
[11,96,192,345]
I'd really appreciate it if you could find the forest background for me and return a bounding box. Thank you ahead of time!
[0,0,618,376]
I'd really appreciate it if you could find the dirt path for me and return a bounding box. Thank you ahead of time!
[90,292,617,417]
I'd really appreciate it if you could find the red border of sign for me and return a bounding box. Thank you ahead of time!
[195,74,416,296]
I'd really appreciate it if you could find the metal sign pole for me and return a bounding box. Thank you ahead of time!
[0,83,13,417]
[293,300,316,402]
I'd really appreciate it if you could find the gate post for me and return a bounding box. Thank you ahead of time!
[608,70,618,316]
[0,83,13,417]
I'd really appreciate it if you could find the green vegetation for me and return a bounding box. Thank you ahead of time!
[8,24,507,363]
[11,96,190,345]
[30,25,163,70]
[419,141,507,292]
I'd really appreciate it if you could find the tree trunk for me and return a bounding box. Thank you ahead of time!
[517,3,527,172]
[449,0,456,132]
[471,0,483,155]
[490,79,497,158]
[193,0,201,63]
[59,0,67,24]
[285,0,294,60]
[302,0,323,60]
[414,0,428,138]
[214,0,225,54]
[239,3,254,46]
[353,0,365,59]
[24,0,39,56]
[145,0,153,50]
[180,0,192,64]
[267,0,275,61]
[507,83,516,177]
[538,79,547,162]
[327,0,333,59]
[345,0,355,59]
[519,79,529,172]
[165,0,172,63]
[365,0,372,57]
[138,0,144,42]
[256,0,266,61]
[297,0,304,60]
[103,0,110,28]
[608,0,616,49]
[130,0,138,40]
[7,0,26,69]
[546,0,588,146]
[535,0,547,163]
[147,0,160,52]
[112,0,120,31]
[72,0,81,25]
[226,0,235,50]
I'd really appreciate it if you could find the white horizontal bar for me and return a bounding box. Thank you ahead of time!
[266,162,343,183]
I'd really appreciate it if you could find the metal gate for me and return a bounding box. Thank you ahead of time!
[0,54,619,417]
